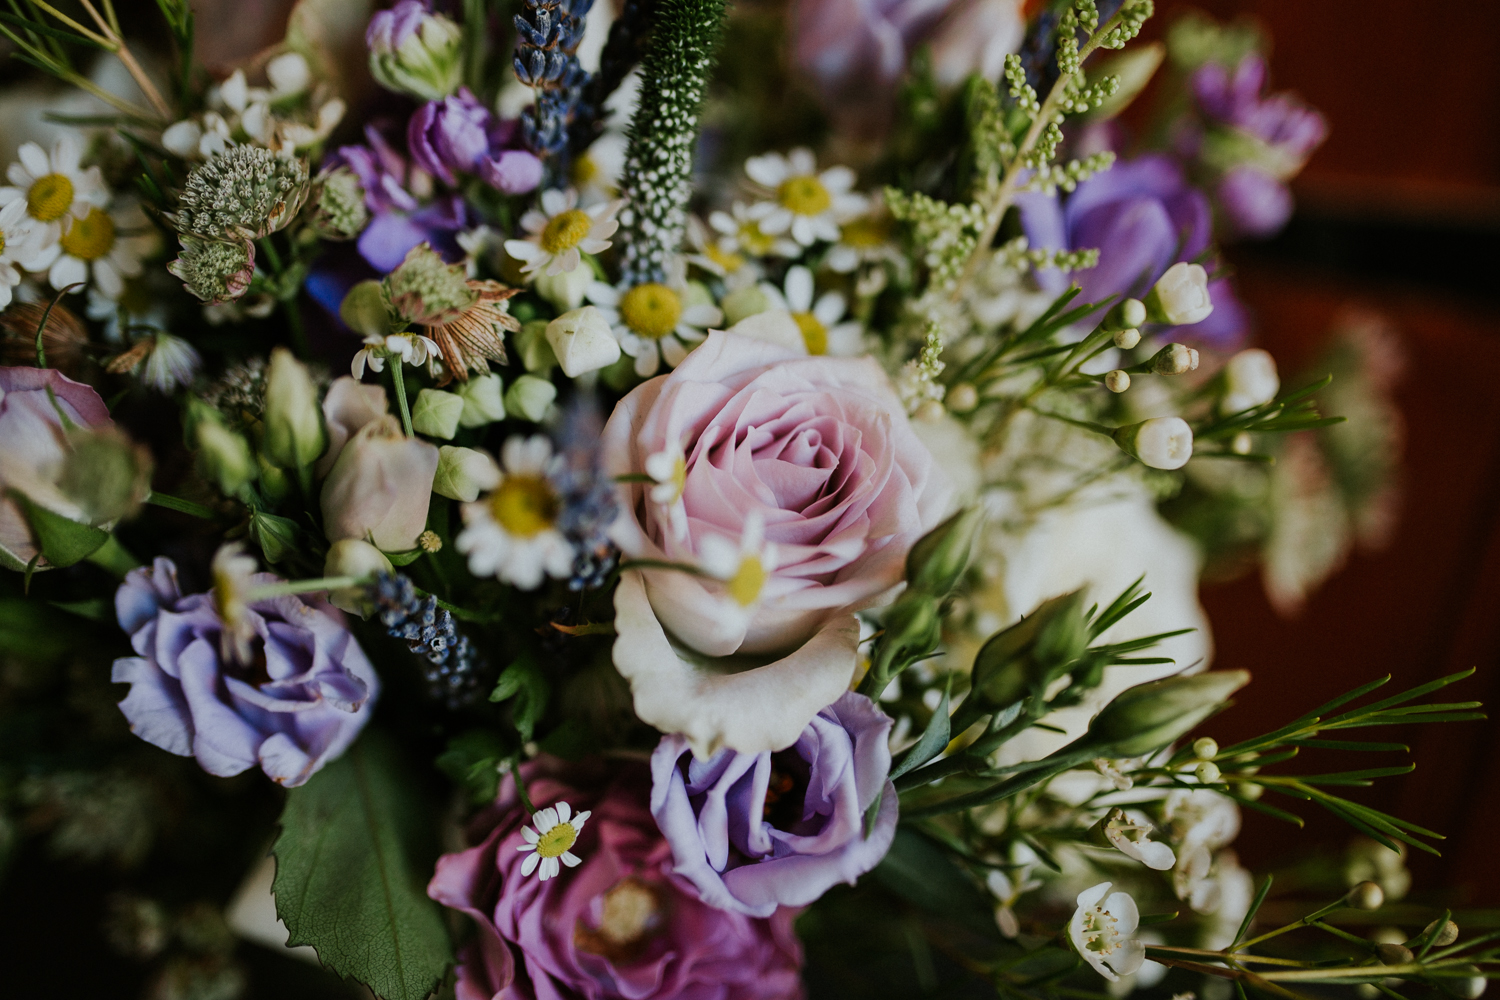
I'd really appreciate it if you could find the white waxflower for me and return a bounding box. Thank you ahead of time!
[1146,262,1214,325]
[587,264,723,377]
[1114,416,1194,470]
[1070,882,1147,982]
[36,200,157,301]
[778,265,863,356]
[1100,808,1177,871]
[0,136,108,249]
[0,199,46,310]
[743,148,868,247]
[986,868,1040,938]
[698,513,778,614]
[1164,788,1242,911]
[457,436,575,589]
[517,800,591,880]
[504,188,621,277]
[1221,348,1280,413]
[351,332,443,379]
[707,201,799,261]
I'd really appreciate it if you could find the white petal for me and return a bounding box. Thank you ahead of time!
[744,154,787,188]
[540,188,568,215]
[760,208,793,235]
[632,342,660,377]
[560,851,581,868]
[534,806,559,831]
[570,810,590,830]
[790,215,815,246]
[520,211,548,234]
[539,855,560,880]
[92,258,123,300]
[18,142,49,179]
[521,825,539,844]
[787,148,817,175]
[784,265,814,312]
[680,303,721,327]
[52,135,81,174]
[555,801,571,823]
[708,210,736,235]
[813,291,846,325]
[520,851,540,876]
[504,239,540,261]
[820,165,856,193]
[660,335,689,368]
[49,254,87,291]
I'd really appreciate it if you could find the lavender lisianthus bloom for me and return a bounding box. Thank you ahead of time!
[649,691,898,918]
[110,558,378,787]
[1216,164,1293,238]
[1192,54,1327,164]
[408,88,543,193]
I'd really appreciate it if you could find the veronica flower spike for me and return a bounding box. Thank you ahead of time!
[517,800,591,880]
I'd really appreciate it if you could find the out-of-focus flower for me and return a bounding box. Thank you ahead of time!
[1193,54,1327,170]
[1216,165,1293,238]
[516,800,592,881]
[367,0,464,101]
[262,348,326,472]
[0,135,107,248]
[651,691,896,916]
[407,88,542,194]
[505,373,558,422]
[456,372,506,427]
[104,331,202,393]
[708,202,799,262]
[411,388,465,439]
[986,867,1040,938]
[1165,787,1242,911]
[927,0,1026,89]
[603,331,951,755]
[534,261,595,312]
[318,376,388,477]
[588,266,723,377]
[321,414,439,551]
[776,265,862,356]
[1345,836,1411,903]
[504,188,621,277]
[428,758,805,1000]
[1114,416,1194,470]
[1220,347,1280,413]
[324,539,394,616]
[457,435,574,589]
[825,199,897,274]
[111,557,379,787]
[1069,882,1146,982]
[37,200,156,302]
[744,149,868,248]
[1146,262,1215,326]
[385,242,474,325]
[167,236,255,304]
[546,305,621,377]
[169,146,310,241]
[0,199,46,307]
[309,167,369,241]
[423,280,519,382]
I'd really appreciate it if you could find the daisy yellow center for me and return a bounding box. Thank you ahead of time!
[536,821,578,858]
[736,222,775,256]
[27,173,75,223]
[667,455,687,501]
[792,312,827,355]
[59,208,115,261]
[727,555,766,606]
[490,475,559,538]
[597,879,659,944]
[777,175,831,216]
[619,283,682,339]
[840,214,890,248]
[704,243,744,273]
[540,209,593,254]
[571,153,599,187]
[0,231,5,256]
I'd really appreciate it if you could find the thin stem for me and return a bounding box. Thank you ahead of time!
[75,0,172,118]
[510,757,536,817]
[1028,407,1115,438]
[284,294,309,357]
[1236,898,1349,951]
[25,0,110,44]
[246,575,367,601]
[145,490,216,519]
[390,362,414,437]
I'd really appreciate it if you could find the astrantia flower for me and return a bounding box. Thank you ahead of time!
[777,265,862,356]
[167,236,256,304]
[516,800,591,880]
[170,146,311,241]
[383,242,475,325]
[0,136,107,249]
[504,188,621,277]
[707,201,799,261]
[587,265,724,377]
[422,280,519,382]
[987,867,1041,938]
[0,199,45,310]
[1070,882,1146,982]
[39,200,156,301]
[457,436,575,589]
[744,148,868,247]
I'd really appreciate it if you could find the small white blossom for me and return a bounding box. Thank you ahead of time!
[1146,262,1214,326]
[0,136,108,249]
[706,201,799,261]
[457,436,575,589]
[698,513,778,613]
[0,199,46,309]
[517,800,591,880]
[37,199,157,301]
[778,265,862,356]
[1069,882,1146,982]
[351,332,443,379]
[1221,348,1281,413]
[505,188,621,277]
[986,868,1041,938]
[1100,808,1177,871]
[743,148,868,247]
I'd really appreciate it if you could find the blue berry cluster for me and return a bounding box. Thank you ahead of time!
[370,572,484,709]
[513,0,594,160]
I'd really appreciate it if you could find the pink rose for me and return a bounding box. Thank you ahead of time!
[603,332,950,755]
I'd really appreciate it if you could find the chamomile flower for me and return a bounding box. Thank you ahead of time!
[698,513,778,613]
[36,201,158,301]
[457,436,575,589]
[743,148,868,247]
[505,188,621,277]
[779,265,862,356]
[825,202,898,274]
[587,264,723,377]
[0,199,45,310]
[644,440,688,539]
[0,136,108,249]
[517,800,591,880]
[351,332,443,379]
[684,215,760,289]
[707,202,799,260]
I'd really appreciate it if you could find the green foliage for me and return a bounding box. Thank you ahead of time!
[7,490,110,570]
[489,653,550,741]
[272,734,452,1000]
[434,730,510,805]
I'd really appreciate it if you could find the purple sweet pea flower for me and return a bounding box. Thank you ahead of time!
[649,691,897,918]
[408,88,544,193]
[357,194,471,272]
[366,0,430,53]
[332,125,420,215]
[1193,54,1327,164]
[110,558,378,787]
[1216,164,1292,238]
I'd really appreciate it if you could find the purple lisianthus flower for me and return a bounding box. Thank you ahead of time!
[1216,164,1293,238]
[110,558,378,787]
[408,88,544,194]
[333,124,420,216]
[366,0,430,53]
[428,757,805,1000]
[1193,54,1327,164]
[649,691,897,918]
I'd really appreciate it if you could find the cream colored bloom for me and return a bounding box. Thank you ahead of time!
[743,148,868,247]
[587,266,723,377]
[1070,882,1146,982]
[505,188,621,277]
[457,436,574,589]
[517,800,590,880]
[0,136,107,249]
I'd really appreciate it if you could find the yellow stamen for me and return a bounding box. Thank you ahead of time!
[619,283,682,340]
[840,214,890,248]
[59,208,115,261]
[777,175,831,216]
[536,821,578,858]
[540,208,593,254]
[0,231,6,257]
[571,153,599,188]
[490,475,559,538]
[727,555,766,607]
[27,173,75,223]
[736,222,775,256]
[597,879,658,945]
[792,312,827,355]
[703,243,744,273]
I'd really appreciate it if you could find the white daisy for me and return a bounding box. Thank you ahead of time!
[707,201,799,261]
[825,201,898,274]
[743,148,868,248]
[698,513,778,612]
[0,199,46,311]
[778,265,863,356]
[587,264,723,377]
[351,332,443,379]
[0,136,108,250]
[643,440,689,540]
[684,215,761,289]
[35,200,157,302]
[457,436,576,590]
[504,188,621,277]
[516,800,591,880]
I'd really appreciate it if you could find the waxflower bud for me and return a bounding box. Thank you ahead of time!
[1221,348,1280,413]
[1150,343,1200,375]
[367,0,464,102]
[1425,919,1460,948]
[457,372,506,427]
[193,408,257,495]
[1195,761,1221,783]
[546,306,621,378]
[533,264,594,312]
[1085,670,1250,757]
[905,507,982,596]
[1376,943,1413,966]
[1145,262,1214,325]
[324,538,394,616]
[321,414,439,551]
[433,445,501,501]
[1112,327,1141,350]
[505,374,557,422]
[947,382,978,413]
[1193,737,1218,760]
[1105,370,1131,393]
[1450,967,1487,999]
[1346,881,1385,911]
[1232,432,1253,454]
[311,167,369,241]
[340,280,392,339]
[411,387,465,439]
[167,236,255,304]
[261,348,326,471]
[1106,298,1147,330]
[1113,417,1194,470]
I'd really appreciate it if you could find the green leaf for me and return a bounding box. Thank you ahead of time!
[874,828,991,920]
[890,682,950,782]
[8,489,109,568]
[272,734,452,1000]
[434,730,509,805]
[383,548,424,567]
[488,653,550,741]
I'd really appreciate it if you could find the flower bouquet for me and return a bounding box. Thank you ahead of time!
[0,0,1489,998]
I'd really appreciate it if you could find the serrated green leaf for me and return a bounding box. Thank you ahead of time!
[272,734,452,1000]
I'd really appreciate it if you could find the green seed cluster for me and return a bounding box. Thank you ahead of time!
[173,146,310,240]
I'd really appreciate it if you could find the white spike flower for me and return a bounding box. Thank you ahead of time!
[1070,882,1147,982]
[517,800,591,880]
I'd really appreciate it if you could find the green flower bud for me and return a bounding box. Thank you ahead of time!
[904,507,982,595]
[167,236,255,304]
[261,347,326,471]
[311,167,369,241]
[384,243,476,326]
[368,6,464,101]
[411,387,465,439]
[457,372,506,427]
[1085,670,1250,757]
[1105,298,1147,331]
[1425,919,1460,948]
[249,509,301,564]
[193,408,257,496]
[340,280,392,339]
[1194,761,1221,783]
[505,374,557,422]
[324,539,394,617]
[1376,943,1413,967]
[533,264,594,312]
[869,593,941,685]
[171,146,310,240]
[257,452,290,505]
[433,445,501,502]
[514,319,559,374]
[721,284,773,326]
[57,426,152,524]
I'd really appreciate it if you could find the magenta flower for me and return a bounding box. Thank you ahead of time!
[110,558,378,787]
[650,691,897,918]
[427,758,805,1000]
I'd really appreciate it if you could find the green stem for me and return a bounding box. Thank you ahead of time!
[246,575,366,601]
[284,293,309,358]
[390,362,414,437]
[511,757,536,817]
[145,490,216,519]
[85,534,141,577]
[1028,407,1116,438]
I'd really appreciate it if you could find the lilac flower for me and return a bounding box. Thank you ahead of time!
[1217,164,1293,238]
[333,125,420,216]
[365,0,431,53]
[110,558,379,787]
[1193,54,1327,164]
[649,691,898,918]
[407,88,543,193]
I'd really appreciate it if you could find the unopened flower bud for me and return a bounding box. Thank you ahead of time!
[167,236,255,304]
[1425,919,1460,947]
[906,507,982,596]
[1112,327,1141,350]
[505,374,557,422]
[1376,943,1413,966]
[262,348,326,471]
[340,280,392,339]
[1150,343,1201,375]
[1232,432,1253,454]
[411,387,465,439]
[534,264,594,312]
[417,529,442,553]
[914,399,945,423]
[1221,348,1280,413]
[1451,967,1487,999]
[1239,781,1263,800]
[324,539,394,616]
[1105,370,1131,393]
[1346,881,1385,911]
[1086,670,1250,757]
[720,283,773,326]
[1107,298,1147,330]
[1195,761,1221,783]
[546,306,621,378]
[367,0,464,101]
[513,320,558,374]
[433,445,501,502]
[874,595,941,677]
[1193,737,1218,760]
[194,409,257,495]
[1145,262,1214,325]
[946,383,979,413]
[311,167,369,241]
[1113,417,1194,470]
[321,415,438,551]
[456,372,505,427]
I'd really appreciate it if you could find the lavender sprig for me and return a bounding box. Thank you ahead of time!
[513,0,594,169]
